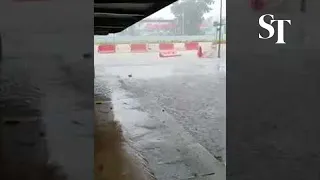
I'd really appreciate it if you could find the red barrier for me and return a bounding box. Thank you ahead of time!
[159,50,181,58]
[185,42,199,50]
[98,44,115,53]
[159,43,174,51]
[130,44,147,53]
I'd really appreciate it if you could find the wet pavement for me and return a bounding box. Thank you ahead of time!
[94,52,226,180]
[0,54,93,180]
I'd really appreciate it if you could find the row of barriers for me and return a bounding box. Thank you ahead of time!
[96,42,214,54]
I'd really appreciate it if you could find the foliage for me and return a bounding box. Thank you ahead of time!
[171,0,215,35]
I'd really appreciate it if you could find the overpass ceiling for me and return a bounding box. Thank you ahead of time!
[94,1,175,35]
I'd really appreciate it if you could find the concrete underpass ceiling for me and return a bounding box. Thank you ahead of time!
[94,0,175,35]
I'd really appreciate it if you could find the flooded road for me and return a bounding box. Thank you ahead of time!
[95,52,226,180]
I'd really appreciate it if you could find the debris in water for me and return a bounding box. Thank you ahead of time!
[201,172,215,177]
[214,155,223,161]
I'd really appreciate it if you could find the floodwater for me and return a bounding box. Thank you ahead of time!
[95,51,226,180]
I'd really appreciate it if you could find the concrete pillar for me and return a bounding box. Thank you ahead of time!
[304,0,320,49]
[0,1,94,180]
[228,2,320,179]
[228,0,305,54]
[0,33,2,62]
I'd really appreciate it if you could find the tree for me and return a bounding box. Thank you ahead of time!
[206,16,214,25]
[171,0,214,35]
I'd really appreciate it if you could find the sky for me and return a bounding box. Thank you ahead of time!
[148,0,226,21]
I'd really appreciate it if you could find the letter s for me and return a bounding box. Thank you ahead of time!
[259,14,275,39]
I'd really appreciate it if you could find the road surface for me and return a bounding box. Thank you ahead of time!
[94,51,226,180]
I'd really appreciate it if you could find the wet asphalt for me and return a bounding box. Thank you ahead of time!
[94,51,226,180]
